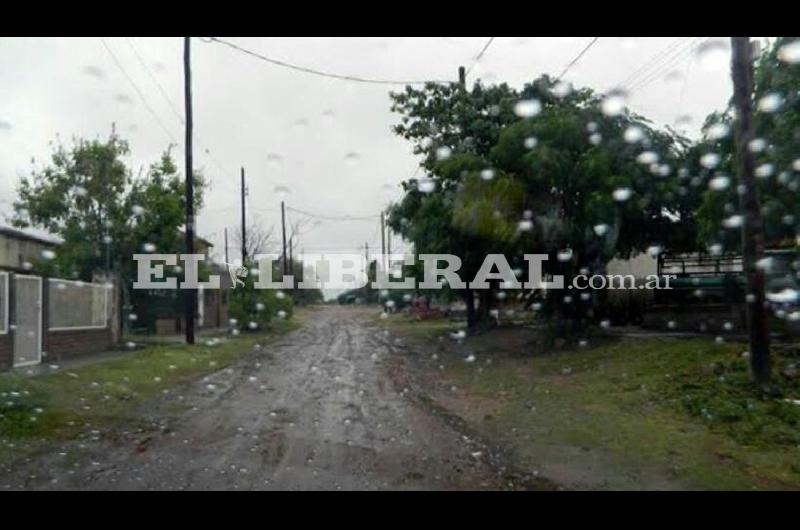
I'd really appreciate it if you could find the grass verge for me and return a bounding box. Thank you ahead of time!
[380,314,800,490]
[0,310,306,464]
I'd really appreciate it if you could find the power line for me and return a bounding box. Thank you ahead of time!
[618,37,688,89]
[628,38,708,93]
[557,37,600,80]
[124,37,236,189]
[99,38,178,144]
[203,37,452,86]
[285,204,379,222]
[466,37,496,75]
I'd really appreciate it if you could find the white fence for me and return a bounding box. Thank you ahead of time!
[47,278,112,331]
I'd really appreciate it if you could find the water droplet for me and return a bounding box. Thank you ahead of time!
[778,40,800,64]
[589,133,602,145]
[696,39,729,71]
[700,152,721,169]
[131,205,145,216]
[142,243,156,253]
[41,249,56,260]
[755,163,774,179]
[708,243,723,256]
[612,188,632,202]
[276,291,286,300]
[518,219,533,232]
[557,249,573,262]
[480,168,496,181]
[465,354,476,363]
[552,81,572,98]
[277,310,287,319]
[624,125,645,144]
[757,92,783,113]
[435,146,452,161]
[705,122,730,141]
[636,151,659,165]
[524,137,538,149]
[514,99,541,118]
[748,138,767,153]
[647,245,663,257]
[273,185,291,198]
[417,177,435,193]
[709,175,731,191]
[722,214,743,229]
[601,88,628,117]
[593,223,610,236]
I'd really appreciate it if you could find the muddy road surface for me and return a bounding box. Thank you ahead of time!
[3,306,543,490]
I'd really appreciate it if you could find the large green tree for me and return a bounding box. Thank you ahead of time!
[12,131,207,331]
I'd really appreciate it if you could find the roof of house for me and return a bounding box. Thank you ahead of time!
[0,225,62,246]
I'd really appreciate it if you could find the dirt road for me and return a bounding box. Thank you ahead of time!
[3,306,541,490]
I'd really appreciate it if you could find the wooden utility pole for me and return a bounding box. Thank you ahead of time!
[240,167,247,264]
[731,36,771,386]
[183,36,195,345]
[458,65,466,88]
[224,227,229,264]
[281,201,288,274]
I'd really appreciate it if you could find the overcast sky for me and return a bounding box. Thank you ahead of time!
[0,37,745,276]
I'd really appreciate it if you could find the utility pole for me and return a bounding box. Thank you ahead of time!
[240,167,246,264]
[458,65,466,88]
[281,201,288,274]
[380,211,386,272]
[224,227,229,264]
[183,36,195,345]
[731,36,771,386]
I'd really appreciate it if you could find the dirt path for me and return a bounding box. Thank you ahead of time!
[2,306,546,490]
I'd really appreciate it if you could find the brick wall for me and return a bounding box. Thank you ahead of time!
[43,328,112,362]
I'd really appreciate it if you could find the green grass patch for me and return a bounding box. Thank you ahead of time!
[383,313,800,489]
[0,313,303,463]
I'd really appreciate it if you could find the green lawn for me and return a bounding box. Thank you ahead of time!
[381,315,800,490]
[0,313,304,464]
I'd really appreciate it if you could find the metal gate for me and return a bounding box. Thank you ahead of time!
[13,275,42,367]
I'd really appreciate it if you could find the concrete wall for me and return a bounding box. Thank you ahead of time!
[0,230,57,270]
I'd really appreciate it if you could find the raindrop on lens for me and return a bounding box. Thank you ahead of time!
[480,169,496,181]
[273,185,291,198]
[777,40,800,64]
[709,176,731,191]
[417,177,435,193]
[696,39,729,71]
[757,93,783,113]
[601,88,627,117]
[705,122,730,141]
[435,146,452,161]
[624,126,645,143]
[612,188,632,202]
[700,153,721,169]
[557,249,573,262]
[514,99,541,118]
[524,137,538,149]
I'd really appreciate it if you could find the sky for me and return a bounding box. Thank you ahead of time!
[0,36,747,294]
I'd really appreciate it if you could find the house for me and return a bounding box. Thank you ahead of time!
[130,233,231,335]
[0,226,116,371]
